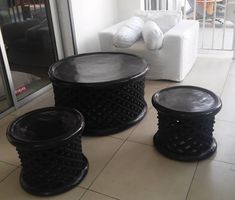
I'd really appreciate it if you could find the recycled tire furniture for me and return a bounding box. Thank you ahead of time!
[6,107,88,196]
[49,52,148,136]
[152,86,222,161]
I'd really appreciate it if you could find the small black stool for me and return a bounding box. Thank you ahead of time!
[49,52,148,136]
[152,86,222,161]
[6,107,88,196]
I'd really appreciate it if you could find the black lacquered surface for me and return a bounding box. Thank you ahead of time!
[49,52,148,86]
[152,86,222,161]
[7,107,84,149]
[152,86,222,115]
[6,107,88,196]
[50,52,148,136]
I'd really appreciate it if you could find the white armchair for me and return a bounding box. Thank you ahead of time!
[99,19,199,82]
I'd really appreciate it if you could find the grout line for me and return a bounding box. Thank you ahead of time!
[109,134,126,141]
[84,101,156,189]
[219,60,235,98]
[111,107,154,142]
[215,118,235,124]
[85,114,149,190]
[78,185,88,190]
[78,188,89,200]
[109,123,140,141]
[126,107,155,140]
[0,160,19,167]
[126,139,154,147]
[86,139,126,189]
[86,189,120,200]
[185,162,199,200]
[0,166,19,184]
[209,158,235,166]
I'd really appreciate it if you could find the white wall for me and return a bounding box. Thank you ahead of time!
[70,0,144,53]
[70,0,118,53]
[117,0,145,21]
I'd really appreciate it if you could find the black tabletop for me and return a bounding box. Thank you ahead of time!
[7,107,84,149]
[152,86,222,115]
[49,52,148,86]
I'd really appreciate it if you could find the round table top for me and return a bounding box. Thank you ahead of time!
[49,52,148,86]
[152,86,222,116]
[7,107,84,149]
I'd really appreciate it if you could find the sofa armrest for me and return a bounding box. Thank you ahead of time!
[164,20,199,40]
[162,20,199,80]
[99,20,127,51]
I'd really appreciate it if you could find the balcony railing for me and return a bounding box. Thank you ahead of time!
[145,0,234,51]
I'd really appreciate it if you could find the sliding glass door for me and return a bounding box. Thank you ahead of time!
[0,0,57,101]
[0,50,12,113]
[0,0,75,116]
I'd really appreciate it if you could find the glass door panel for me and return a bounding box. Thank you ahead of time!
[0,0,57,101]
[0,51,12,113]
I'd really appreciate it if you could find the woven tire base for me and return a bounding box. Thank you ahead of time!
[53,78,147,136]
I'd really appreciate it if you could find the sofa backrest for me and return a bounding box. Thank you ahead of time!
[135,10,182,33]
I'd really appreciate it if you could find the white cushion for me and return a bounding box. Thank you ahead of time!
[136,10,182,33]
[142,21,163,50]
[113,16,144,48]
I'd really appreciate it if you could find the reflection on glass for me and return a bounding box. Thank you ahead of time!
[0,0,56,100]
[0,51,12,113]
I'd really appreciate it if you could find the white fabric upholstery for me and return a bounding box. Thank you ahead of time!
[136,10,182,33]
[99,19,199,81]
[142,21,163,50]
[113,16,144,48]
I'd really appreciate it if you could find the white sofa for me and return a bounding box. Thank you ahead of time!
[99,19,199,82]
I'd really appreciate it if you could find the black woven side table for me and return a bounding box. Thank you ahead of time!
[49,52,148,136]
[6,107,88,196]
[152,86,222,161]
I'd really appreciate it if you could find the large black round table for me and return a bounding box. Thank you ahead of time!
[152,86,222,161]
[49,52,148,136]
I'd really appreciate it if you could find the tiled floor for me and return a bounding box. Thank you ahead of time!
[0,54,235,200]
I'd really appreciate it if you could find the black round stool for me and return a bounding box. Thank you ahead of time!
[152,86,222,161]
[49,52,148,136]
[6,107,88,196]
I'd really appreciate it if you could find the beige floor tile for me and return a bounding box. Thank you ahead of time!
[128,108,157,145]
[12,90,54,116]
[0,169,86,200]
[0,118,20,166]
[0,114,16,137]
[0,114,16,128]
[91,141,196,200]
[145,80,172,108]
[0,137,20,166]
[229,61,235,76]
[1,54,234,199]
[187,160,235,200]
[0,162,17,182]
[216,75,235,122]
[211,120,235,164]
[80,136,123,188]
[110,126,136,140]
[178,56,231,95]
[81,190,118,200]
